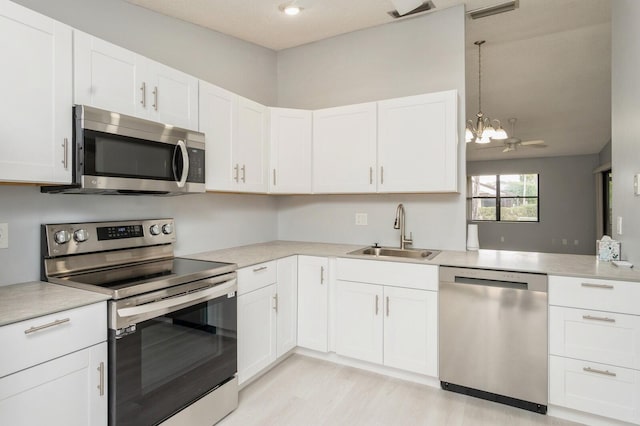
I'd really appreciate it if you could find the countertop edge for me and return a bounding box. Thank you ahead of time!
[186,241,640,283]
[0,282,111,327]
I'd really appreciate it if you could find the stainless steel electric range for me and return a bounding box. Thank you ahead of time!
[41,219,238,426]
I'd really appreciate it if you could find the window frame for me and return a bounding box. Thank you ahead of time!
[469,174,540,223]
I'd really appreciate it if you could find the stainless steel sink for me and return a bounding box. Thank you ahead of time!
[348,246,440,260]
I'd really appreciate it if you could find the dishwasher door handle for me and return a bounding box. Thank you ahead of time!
[454,276,528,290]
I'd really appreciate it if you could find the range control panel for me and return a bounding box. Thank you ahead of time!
[43,219,176,257]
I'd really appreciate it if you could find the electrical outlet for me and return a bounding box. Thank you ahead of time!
[574,240,579,246]
[355,213,368,226]
[617,217,623,235]
[500,236,505,243]
[562,238,567,246]
[0,223,8,249]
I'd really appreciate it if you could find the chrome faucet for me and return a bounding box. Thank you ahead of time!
[393,203,413,249]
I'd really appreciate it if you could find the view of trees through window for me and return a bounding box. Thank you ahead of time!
[469,174,539,222]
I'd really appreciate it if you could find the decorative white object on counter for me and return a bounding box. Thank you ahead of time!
[467,224,479,251]
[597,236,620,261]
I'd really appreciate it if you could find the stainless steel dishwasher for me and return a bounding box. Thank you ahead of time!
[439,266,548,414]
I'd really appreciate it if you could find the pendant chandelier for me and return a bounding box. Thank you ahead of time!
[466,40,508,144]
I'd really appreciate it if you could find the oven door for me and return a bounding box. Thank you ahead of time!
[108,279,237,426]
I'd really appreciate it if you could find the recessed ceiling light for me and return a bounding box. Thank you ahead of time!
[279,3,302,16]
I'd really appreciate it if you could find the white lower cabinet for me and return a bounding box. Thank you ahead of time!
[297,256,329,352]
[549,355,640,424]
[383,286,437,376]
[0,342,107,426]
[237,256,298,385]
[0,302,107,425]
[335,259,438,376]
[238,283,277,384]
[549,275,640,424]
[335,280,437,376]
[335,281,383,364]
[276,256,298,357]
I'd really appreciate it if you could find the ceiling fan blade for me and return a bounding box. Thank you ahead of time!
[521,139,545,146]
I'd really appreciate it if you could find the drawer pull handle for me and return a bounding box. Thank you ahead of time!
[375,294,379,315]
[97,362,105,396]
[24,318,70,334]
[583,315,616,323]
[253,266,268,272]
[581,283,614,289]
[583,366,616,377]
[320,266,325,285]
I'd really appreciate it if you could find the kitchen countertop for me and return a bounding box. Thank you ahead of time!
[187,240,640,282]
[0,281,111,327]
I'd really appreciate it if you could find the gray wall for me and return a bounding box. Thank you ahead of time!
[0,187,278,286]
[599,140,612,166]
[612,0,640,265]
[12,0,278,104]
[276,6,467,251]
[467,155,599,254]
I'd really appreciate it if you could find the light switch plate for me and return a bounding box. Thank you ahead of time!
[0,223,8,249]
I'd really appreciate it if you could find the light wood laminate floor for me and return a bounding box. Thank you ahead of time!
[219,354,581,426]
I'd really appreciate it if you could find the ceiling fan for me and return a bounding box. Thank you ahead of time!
[476,118,546,153]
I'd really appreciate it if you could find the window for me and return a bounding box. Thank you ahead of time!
[469,174,539,222]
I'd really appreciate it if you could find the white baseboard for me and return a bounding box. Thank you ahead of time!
[547,405,638,426]
[294,347,441,389]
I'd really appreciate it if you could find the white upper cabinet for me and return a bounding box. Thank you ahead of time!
[199,81,237,191]
[0,0,72,184]
[74,32,198,130]
[147,60,198,130]
[236,97,268,193]
[74,31,144,118]
[199,86,268,193]
[269,108,312,194]
[377,90,458,193]
[313,102,377,193]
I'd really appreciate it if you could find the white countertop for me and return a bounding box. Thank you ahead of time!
[188,240,640,282]
[0,281,110,327]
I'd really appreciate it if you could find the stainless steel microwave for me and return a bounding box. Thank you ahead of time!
[42,105,205,195]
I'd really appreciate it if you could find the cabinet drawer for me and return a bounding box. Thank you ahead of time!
[237,261,277,295]
[549,355,640,424]
[0,302,106,378]
[550,306,640,370]
[337,258,438,291]
[549,275,640,315]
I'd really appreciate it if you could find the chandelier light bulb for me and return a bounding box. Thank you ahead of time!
[465,128,473,143]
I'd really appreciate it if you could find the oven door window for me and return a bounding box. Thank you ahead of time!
[83,130,182,181]
[109,294,237,426]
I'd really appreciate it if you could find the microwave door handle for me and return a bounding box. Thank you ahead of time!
[174,140,190,188]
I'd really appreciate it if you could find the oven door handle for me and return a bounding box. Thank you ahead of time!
[117,279,236,320]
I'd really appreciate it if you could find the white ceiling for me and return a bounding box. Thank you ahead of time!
[126,0,612,162]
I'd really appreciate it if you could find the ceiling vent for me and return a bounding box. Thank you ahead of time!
[467,0,519,19]
[388,1,436,19]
